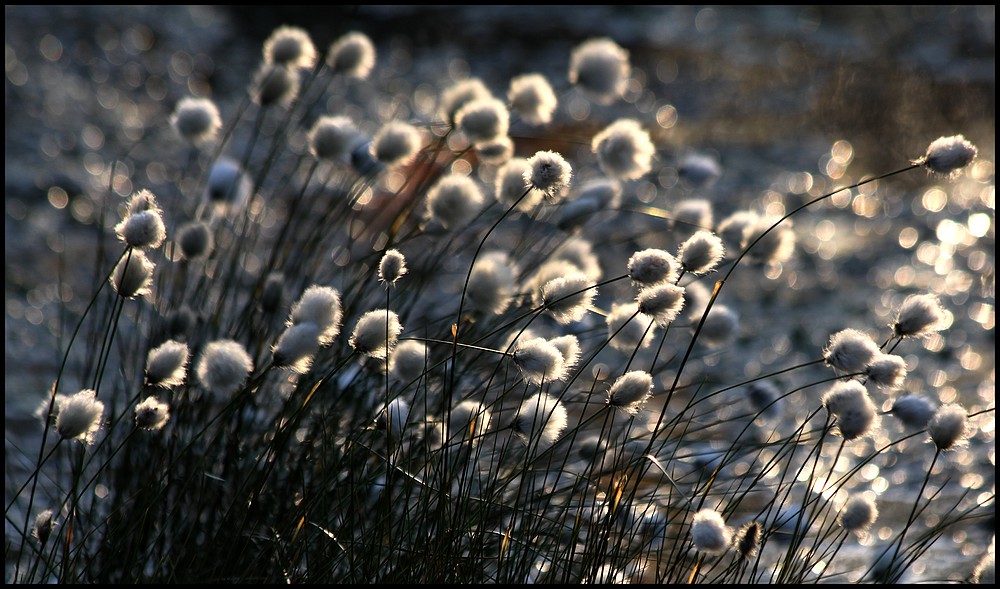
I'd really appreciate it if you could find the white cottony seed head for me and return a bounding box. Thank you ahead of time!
[467,251,517,315]
[134,395,170,431]
[145,339,190,387]
[263,25,316,69]
[512,337,567,385]
[426,174,485,230]
[349,309,403,360]
[607,370,654,415]
[176,221,213,260]
[824,328,879,374]
[372,120,422,167]
[591,119,655,180]
[691,509,732,555]
[448,400,492,445]
[889,394,936,429]
[439,78,492,125]
[524,150,572,198]
[456,96,509,145]
[916,135,977,178]
[111,250,155,299]
[606,302,655,352]
[170,97,222,146]
[389,340,428,383]
[56,389,104,444]
[196,340,254,397]
[893,293,946,338]
[272,322,321,374]
[637,283,686,327]
[865,353,907,390]
[699,304,740,347]
[822,380,879,440]
[289,285,342,346]
[508,73,557,126]
[549,335,581,373]
[32,509,56,545]
[627,249,679,288]
[568,37,630,105]
[679,231,725,275]
[536,274,595,324]
[252,63,299,107]
[327,31,376,79]
[514,392,568,447]
[839,494,878,534]
[495,158,544,211]
[378,249,407,285]
[928,403,970,451]
[308,115,361,161]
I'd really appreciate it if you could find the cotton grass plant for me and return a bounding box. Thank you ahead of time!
[6,20,994,585]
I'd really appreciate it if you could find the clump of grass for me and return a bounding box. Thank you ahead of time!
[5,21,993,586]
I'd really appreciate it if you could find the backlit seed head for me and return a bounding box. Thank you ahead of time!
[205,158,252,210]
[389,340,428,383]
[512,337,567,384]
[824,328,879,374]
[606,302,655,352]
[272,322,321,374]
[426,174,485,230]
[636,283,686,327]
[111,250,155,299]
[928,403,970,451]
[349,309,403,360]
[327,31,376,79]
[839,494,878,534]
[377,397,410,439]
[448,400,492,445]
[378,249,407,285]
[308,115,361,161]
[508,73,557,126]
[467,251,517,315]
[32,510,56,546]
[893,293,946,338]
[916,135,978,178]
[865,353,907,390]
[263,25,316,69]
[176,221,213,260]
[733,521,762,561]
[591,119,655,181]
[699,304,739,347]
[524,150,572,198]
[607,370,654,415]
[56,389,104,444]
[514,392,568,447]
[495,158,544,211]
[134,396,170,431]
[679,231,725,275]
[474,136,513,165]
[568,37,630,105]
[439,78,492,125]
[627,249,679,288]
[116,209,165,249]
[252,63,299,107]
[691,509,732,555]
[888,394,936,429]
[261,272,285,315]
[289,285,342,346]
[822,380,879,440]
[170,97,222,146]
[372,120,422,167]
[145,339,190,387]
[549,335,581,372]
[196,340,254,397]
[744,216,795,266]
[456,96,509,145]
[746,381,782,418]
[536,274,595,324]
